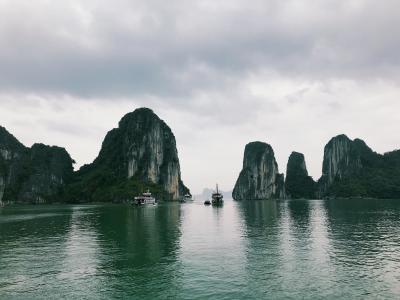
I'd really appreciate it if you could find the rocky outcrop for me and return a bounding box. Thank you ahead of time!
[0,126,74,203]
[233,135,400,200]
[285,152,316,199]
[318,135,373,195]
[19,144,74,203]
[317,134,400,198]
[232,142,285,200]
[319,135,363,189]
[73,108,189,201]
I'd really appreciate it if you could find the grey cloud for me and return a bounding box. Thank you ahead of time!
[1,0,400,100]
[43,120,97,136]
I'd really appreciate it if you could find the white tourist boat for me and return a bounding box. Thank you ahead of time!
[134,190,157,205]
[180,193,193,203]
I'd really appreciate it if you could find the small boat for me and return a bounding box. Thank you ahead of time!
[134,190,157,205]
[211,184,224,206]
[184,193,193,201]
[204,200,211,205]
[180,193,192,203]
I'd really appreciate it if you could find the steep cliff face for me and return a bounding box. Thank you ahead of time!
[18,144,74,203]
[320,135,362,188]
[232,142,285,200]
[0,126,27,203]
[0,126,74,203]
[285,152,316,199]
[318,134,400,198]
[72,108,189,201]
[318,135,373,195]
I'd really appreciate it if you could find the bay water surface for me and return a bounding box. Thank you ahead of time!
[1,199,400,299]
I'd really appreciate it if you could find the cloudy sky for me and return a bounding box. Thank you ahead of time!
[1,0,400,193]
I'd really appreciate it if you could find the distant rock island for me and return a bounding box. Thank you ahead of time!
[318,134,400,199]
[68,108,189,203]
[232,142,285,200]
[233,135,400,200]
[0,108,189,204]
[285,152,316,199]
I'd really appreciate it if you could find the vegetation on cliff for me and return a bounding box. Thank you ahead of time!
[234,135,400,200]
[0,108,189,203]
[320,136,400,198]
[232,141,285,200]
[0,126,74,203]
[65,108,189,203]
[285,152,316,199]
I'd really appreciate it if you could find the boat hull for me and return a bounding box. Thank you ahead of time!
[212,199,223,206]
[134,198,156,205]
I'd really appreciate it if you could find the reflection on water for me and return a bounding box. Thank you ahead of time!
[1,199,400,299]
[323,199,400,297]
[58,207,102,295]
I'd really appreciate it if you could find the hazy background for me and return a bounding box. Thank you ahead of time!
[1,0,399,193]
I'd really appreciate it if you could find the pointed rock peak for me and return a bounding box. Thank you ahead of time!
[285,151,316,199]
[30,143,73,161]
[353,138,366,143]
[353,138,373,152]
[119,107,160,127]
[243,142,275,163]
[287,151,308,177]
[245,141,274,152]
[289,151,305,160]
[233,141,285,200]
[0,125,7,134]
[133,107,155,114]
[326,134,351,145]
[333,134,351,140]
[0,126,25,150]
[326,135,371,150]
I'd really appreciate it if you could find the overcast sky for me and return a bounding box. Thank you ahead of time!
[1,0,400,193]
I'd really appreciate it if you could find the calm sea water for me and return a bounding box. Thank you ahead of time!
[1,199,400,299]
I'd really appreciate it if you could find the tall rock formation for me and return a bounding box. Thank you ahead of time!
[318,134,400,198]
[285,152,316,199]
[232,142,285,200]
[319,135,364,188]
[19,144,74,202]
[70,108,189,202]
[0,126,74,203]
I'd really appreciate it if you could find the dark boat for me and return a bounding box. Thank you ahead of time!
[204,200,211,205]
[211,184,224,206]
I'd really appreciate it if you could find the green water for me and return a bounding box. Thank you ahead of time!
[1,199,400,299]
